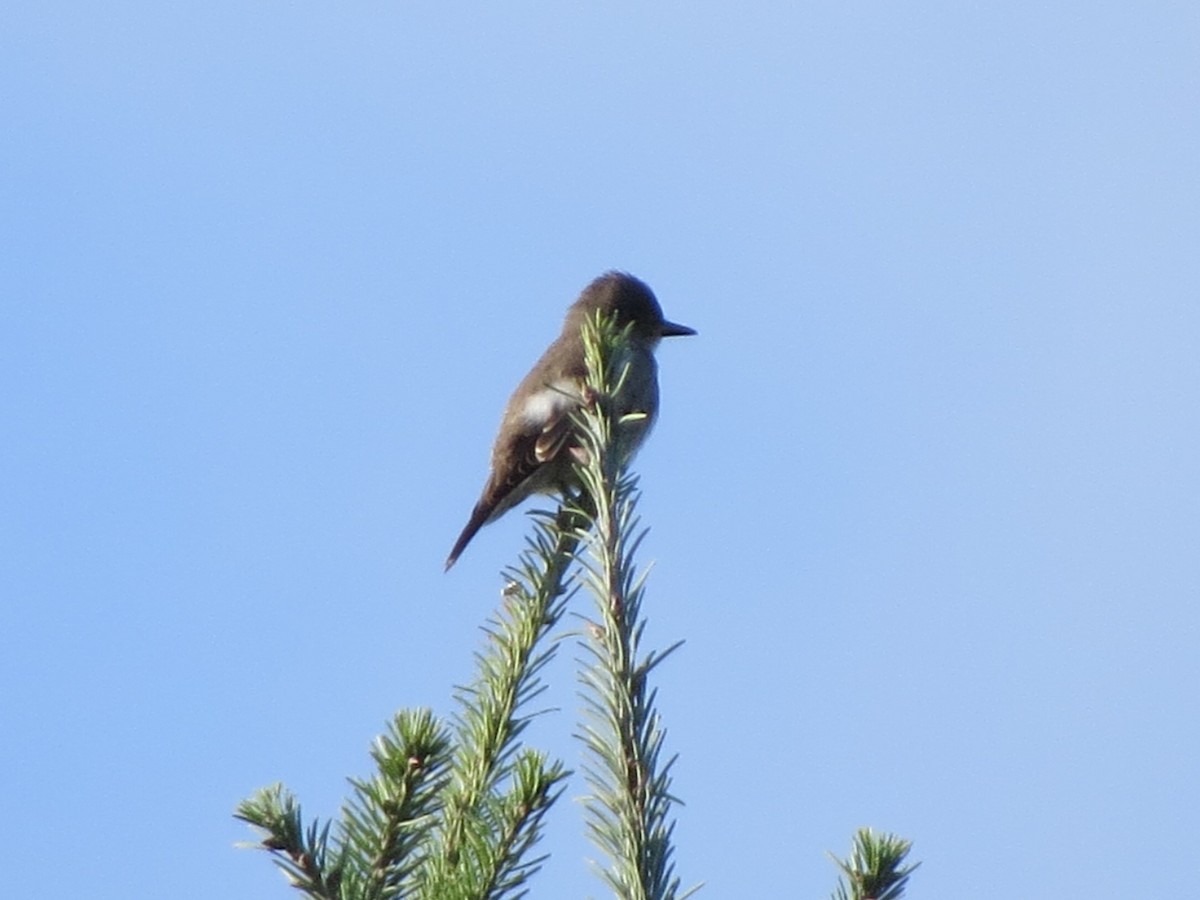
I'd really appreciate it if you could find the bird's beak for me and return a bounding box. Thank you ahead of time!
[660,319,697,337]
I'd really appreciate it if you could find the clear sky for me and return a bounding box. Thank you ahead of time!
[3,3,1197,898]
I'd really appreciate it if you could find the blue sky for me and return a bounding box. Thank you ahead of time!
[3,3,1197,897]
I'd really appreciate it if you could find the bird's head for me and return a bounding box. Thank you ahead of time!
[568,271,696,343]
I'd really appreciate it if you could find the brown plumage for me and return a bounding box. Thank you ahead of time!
[445,271,694,570]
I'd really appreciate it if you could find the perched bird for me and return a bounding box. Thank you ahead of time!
[445,271,694,570]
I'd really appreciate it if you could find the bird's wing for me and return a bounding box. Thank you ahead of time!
[486,377,581,511]
[444,378,581,569]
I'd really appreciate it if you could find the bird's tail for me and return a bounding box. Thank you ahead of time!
[444,502,492,570]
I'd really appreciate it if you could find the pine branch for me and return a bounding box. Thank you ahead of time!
[417,512,576,898]
[474,749,569,898]
[236,784,343,899]
[235,709,450,900]
[572,312,695,900]
[238,507,579,900]
[828,828,920,900]
[339,710,452,899]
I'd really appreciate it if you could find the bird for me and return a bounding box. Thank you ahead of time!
[445,271,695,570]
